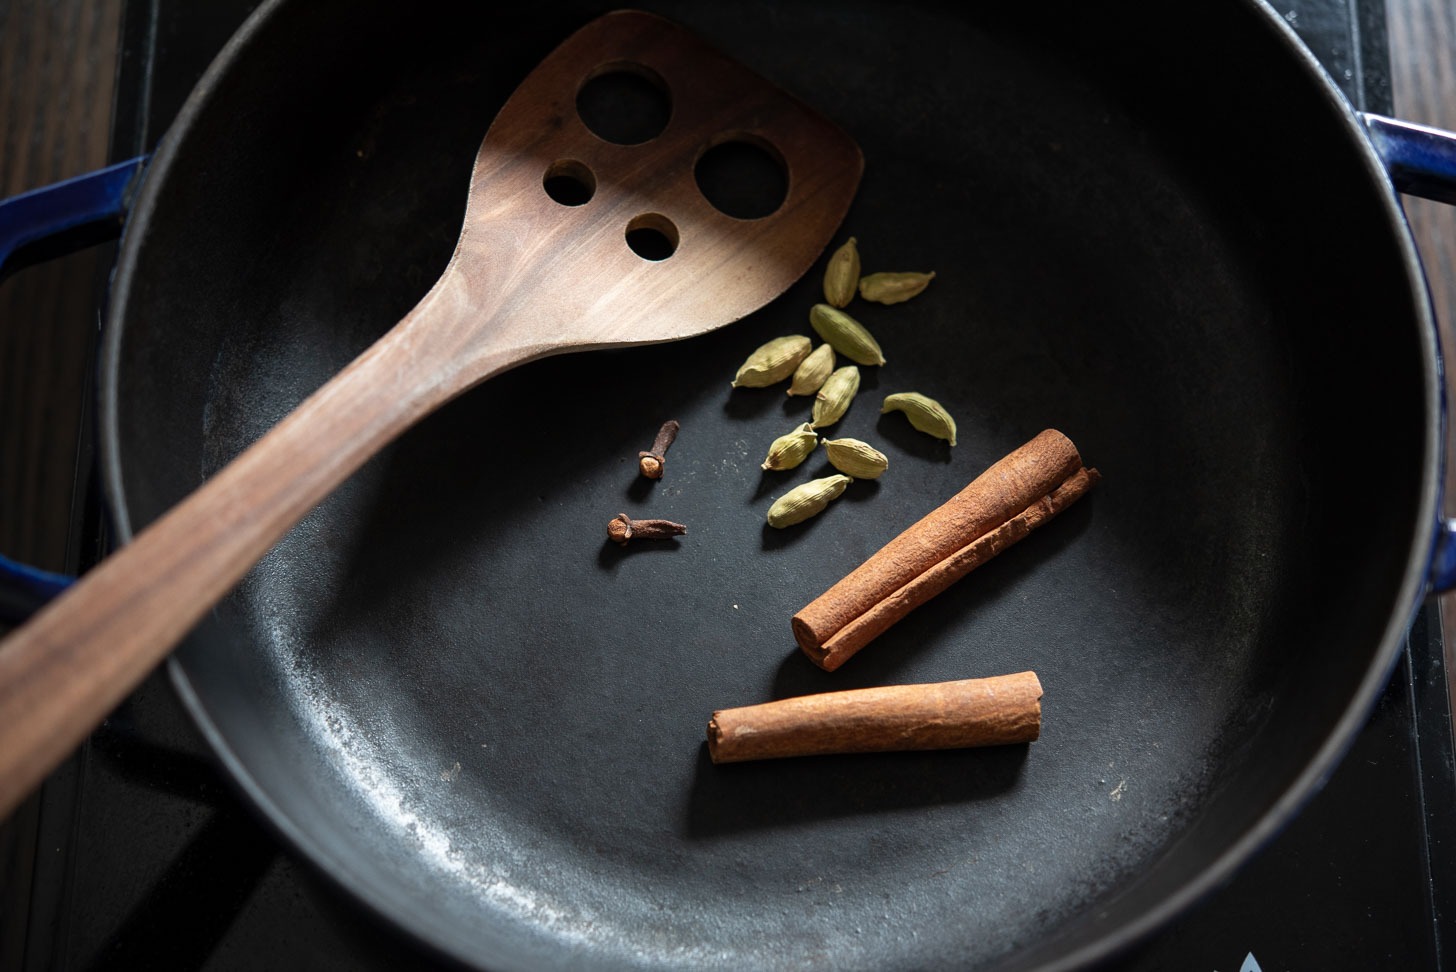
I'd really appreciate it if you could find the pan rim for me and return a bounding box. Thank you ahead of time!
[93,0,1445,969]
[1027,0,1446,967]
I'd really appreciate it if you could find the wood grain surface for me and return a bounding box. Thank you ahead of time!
[0,0,121,966]
[1391,0,1456,348]
[0,2,121,965]
[0,0,121,574]
[1387,0,1456,686]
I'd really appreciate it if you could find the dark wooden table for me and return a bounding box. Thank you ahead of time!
[0,0,122,575]
[1388,2,1456,678]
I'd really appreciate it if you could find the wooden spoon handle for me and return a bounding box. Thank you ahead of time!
[0,308,526,819]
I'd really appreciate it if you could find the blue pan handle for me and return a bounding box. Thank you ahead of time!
[0,157,146,271]
[1361,115,1456,592]
[0,156,146,623]
[0,555,74,625]
[1363,115,1456,207]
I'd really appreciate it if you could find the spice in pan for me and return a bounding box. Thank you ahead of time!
[859,270,935,305]
[822,437,888,479]
[638,419,680,480]
[762,423,820,471]
[787,343,836,396]
[793,429,1098,671]
[766,474,852,528]
[607,513,687,546]
[881,391,957,446]
[707,671,1043,763]
[732,335,813,388]
[809,304,885,366]
[822,236,861,308]
[811,365,861,429]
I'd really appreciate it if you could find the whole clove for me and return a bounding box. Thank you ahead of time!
[607,513,687,546]
[638,419,681,480]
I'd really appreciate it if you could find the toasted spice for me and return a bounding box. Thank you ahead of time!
[859,271,935,304]
[607,513,687,546]
[811,366,861,429]
[881,392,957,446]
[822,437,888,479]
[637,420,680,480]
[809,304,886,366]
[766,474,852,528]
[793,430,1098,670]
[787,343,836,397]
[732,335,812,388]
[822,237,861,308]
[762,423,820,471]
[707,672,1043,763]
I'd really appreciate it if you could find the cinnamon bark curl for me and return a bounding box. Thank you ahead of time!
[707,671,1043,763]
[793,429,1098,671]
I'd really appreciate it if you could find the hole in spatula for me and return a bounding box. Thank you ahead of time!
[695,135,788,220]
[626,213,678,261]
[542,159,596,206]
[577,64,671,145]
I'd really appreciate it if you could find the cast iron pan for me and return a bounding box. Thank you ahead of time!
[98,0,1440,968]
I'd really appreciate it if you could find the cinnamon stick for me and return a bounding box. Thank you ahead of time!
[706,671,1042,763]
[793,430,1097,671]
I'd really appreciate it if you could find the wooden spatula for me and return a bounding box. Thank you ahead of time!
[0,10,861,817]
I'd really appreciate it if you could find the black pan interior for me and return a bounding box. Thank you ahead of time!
[102,1,1435,969]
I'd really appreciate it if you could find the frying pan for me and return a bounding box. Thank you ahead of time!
[5,0,1456,968]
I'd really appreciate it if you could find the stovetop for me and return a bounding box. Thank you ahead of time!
[5,1,1456,969]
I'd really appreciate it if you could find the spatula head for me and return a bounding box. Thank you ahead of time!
[446,10,863,357]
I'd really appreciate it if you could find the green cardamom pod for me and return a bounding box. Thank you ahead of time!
[822,437,889,479]
[808,304,886,366]
[822,237,860,308]
[731,335,812,388]
[761,423,820,471]
[811,365,861,429]
[859,271,936,305]
[786,343,836,396]
[881,392,957,446]
[766,474,853,528]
